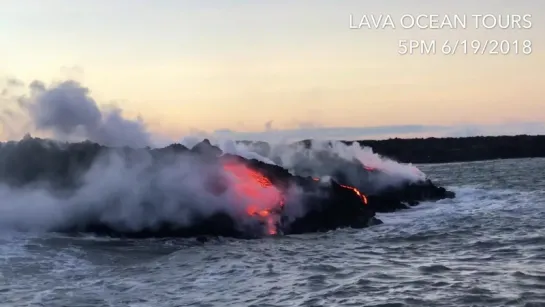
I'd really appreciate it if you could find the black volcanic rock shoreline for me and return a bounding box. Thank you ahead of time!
[0,137,455,239]
[296,135,545,164]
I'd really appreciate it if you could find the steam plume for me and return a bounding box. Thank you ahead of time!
[19,80,151,148]
[0,78,428,235]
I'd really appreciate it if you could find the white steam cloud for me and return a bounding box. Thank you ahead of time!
[18,80,151,148]
[267,140,425,180]
[0,78,425,234]
[182,137,427,193]
[0,148,296,233]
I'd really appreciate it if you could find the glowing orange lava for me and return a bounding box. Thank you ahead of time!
[339,184,368,205]
[312,177,368,206]
[222,162,284,235]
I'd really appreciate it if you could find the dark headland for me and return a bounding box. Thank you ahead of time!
[296,135,545,164]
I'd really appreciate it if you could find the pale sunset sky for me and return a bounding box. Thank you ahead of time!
[1,0,544,142]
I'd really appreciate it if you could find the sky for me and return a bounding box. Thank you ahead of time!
[1,0,544,142]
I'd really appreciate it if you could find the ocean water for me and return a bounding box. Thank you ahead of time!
[1,158,544,307]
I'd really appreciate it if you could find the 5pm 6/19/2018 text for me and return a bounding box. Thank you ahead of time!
[398,39,532,55]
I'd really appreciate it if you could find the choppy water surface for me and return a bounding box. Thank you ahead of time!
[1,158,545,306]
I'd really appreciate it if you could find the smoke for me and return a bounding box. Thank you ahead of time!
[265,140,426,192]
[11,80,151,148]
[0,142,300,234]
[215,139,278,165]
[0,77,427,235]
[188,138,427,192]
[2,78,426,190]
[0,78,313,235]
[273,140,424,178]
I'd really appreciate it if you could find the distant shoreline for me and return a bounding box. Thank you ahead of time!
[293,135,545,164]
[4,134,545,165]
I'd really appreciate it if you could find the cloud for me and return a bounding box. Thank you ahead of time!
[60,65,85,81]
[0,78,25,97]
[6,78,24,87]
[7,79,151,147]
[265,120,273,131]
[28,80,102,135]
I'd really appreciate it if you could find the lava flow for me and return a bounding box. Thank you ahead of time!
[312,177,368,205]
[222,162,285,235]
[339,183,368,205]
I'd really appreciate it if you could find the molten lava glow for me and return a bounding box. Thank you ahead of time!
[312,177,368,206]
[339,184,368,205]
[222,162,284,235]
[364,166,376,171]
